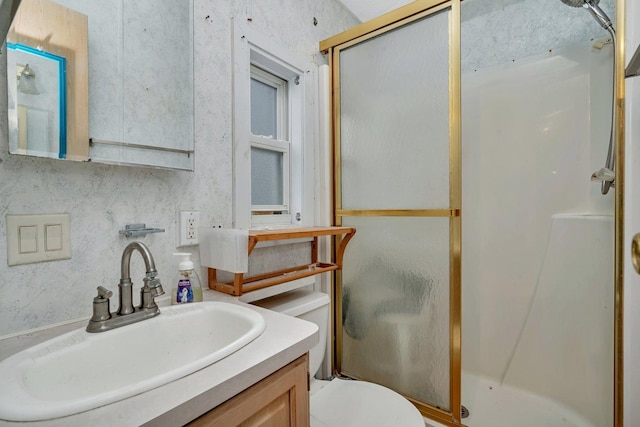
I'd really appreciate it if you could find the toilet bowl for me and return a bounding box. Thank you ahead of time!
[253,289,424,427]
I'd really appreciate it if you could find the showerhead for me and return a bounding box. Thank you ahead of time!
[560,0,614,34]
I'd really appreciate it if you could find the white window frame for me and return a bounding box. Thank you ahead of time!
[232,19,316,230]
[250,66,290,216]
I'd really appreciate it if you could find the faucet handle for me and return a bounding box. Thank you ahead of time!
[88,286,113,326]
[95,286,113,301]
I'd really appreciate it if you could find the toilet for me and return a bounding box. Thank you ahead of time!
[253,289,425,427]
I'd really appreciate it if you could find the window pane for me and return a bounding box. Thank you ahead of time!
[251,78,278,138]
[251,147,283,206]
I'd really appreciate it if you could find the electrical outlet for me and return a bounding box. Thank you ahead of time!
[178,211,200,246]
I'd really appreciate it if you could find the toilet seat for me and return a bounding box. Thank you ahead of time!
[310,378,424,427]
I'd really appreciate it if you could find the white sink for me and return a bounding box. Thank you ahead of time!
[0,302,266,422]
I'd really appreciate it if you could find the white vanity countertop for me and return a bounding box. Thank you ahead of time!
[0,289,318,426]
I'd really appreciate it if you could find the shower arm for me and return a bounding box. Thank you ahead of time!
[601,28,616,195]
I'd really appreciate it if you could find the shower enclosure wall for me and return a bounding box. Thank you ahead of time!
[461,1,615,426]
[322,0,617,425]
[322,2,463,423]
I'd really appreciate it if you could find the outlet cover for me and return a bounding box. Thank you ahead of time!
[178,211,200,246]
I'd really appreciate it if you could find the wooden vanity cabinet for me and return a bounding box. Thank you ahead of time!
[188,354,310,427]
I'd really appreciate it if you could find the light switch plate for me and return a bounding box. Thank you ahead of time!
[6,214,71,266]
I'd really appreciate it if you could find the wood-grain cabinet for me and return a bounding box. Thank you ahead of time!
[188,354,310,427]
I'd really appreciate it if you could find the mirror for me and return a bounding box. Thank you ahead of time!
[7,0,89,161]
[7,43,67,159]
[6,0,195,170]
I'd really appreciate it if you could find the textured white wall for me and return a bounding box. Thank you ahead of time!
[461,0,615,72]
[0,0,357,337]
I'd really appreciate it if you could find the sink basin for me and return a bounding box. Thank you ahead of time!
[0,301,266,421]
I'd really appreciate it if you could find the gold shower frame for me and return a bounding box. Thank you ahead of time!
[321,0,626,425]
[321,1,463,425]
[614,1,625,426]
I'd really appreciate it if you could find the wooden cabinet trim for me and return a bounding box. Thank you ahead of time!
[188,354,310,427]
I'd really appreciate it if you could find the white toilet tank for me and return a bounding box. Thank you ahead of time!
[252,289,329,377]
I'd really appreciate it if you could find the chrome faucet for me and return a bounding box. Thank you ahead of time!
[86,241,165,333]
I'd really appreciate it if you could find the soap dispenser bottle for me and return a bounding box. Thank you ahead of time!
[172,252,203,304]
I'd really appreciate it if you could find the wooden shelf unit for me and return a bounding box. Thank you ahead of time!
[208,226,356,296]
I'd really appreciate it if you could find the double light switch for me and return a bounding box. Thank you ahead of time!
[6,214,71,266]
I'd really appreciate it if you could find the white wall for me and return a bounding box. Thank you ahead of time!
[462,41,615,382]
[0,0,357,337]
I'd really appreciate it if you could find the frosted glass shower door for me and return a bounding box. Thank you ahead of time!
[324,1,461,424]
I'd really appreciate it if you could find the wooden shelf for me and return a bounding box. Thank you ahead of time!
[208,226,356,296]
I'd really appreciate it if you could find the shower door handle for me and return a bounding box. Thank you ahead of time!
[632,233,640,274]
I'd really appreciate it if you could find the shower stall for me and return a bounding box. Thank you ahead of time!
[461,1,616,426]
[322,0,618,425]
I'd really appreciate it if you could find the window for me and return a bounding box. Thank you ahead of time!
[232,20,315,229]
[250,66,289,217]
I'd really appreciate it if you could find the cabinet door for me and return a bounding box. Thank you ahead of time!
[188,354,309,427]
